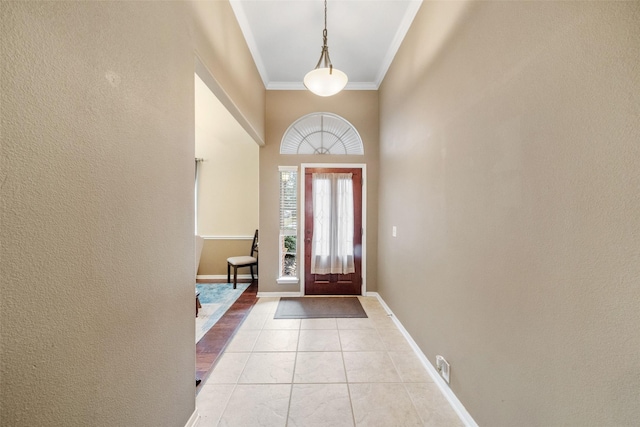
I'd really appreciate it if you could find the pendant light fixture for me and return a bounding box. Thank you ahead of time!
[303,0,348,97]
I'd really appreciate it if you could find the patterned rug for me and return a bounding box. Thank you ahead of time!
[196,282,250,343]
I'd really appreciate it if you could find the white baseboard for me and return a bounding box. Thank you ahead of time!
[184,409,200,427]
[256,291,303,298]
[366,292,478,427]
[196,274,255,280]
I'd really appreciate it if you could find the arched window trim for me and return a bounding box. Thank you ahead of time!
[280,112,364,155]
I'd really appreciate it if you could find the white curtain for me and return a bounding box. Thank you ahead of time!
[311,173,355,274]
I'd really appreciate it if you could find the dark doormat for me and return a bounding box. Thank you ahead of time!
[274,297,368,319]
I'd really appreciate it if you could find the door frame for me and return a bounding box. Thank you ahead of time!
[300,163,367,296]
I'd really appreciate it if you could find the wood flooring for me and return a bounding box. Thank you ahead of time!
[195,280,258,391]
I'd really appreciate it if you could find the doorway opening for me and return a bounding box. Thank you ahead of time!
[194,57,260,390]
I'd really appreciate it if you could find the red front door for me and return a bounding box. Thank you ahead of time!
[304,168,362,295]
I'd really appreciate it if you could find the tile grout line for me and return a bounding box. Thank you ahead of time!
[402,381,427,426]
[337,316,358,427]
[284,297,298,427]
[382,320,428,426]
[214,382,237,427]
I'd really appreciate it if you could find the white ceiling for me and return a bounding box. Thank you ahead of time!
[230,0,423,90]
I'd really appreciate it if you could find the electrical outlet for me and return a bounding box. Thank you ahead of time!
[436,355,450,384]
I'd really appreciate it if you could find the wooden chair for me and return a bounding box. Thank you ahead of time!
[227,230,258,289]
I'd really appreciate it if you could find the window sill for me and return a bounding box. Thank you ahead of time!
[277,277,299,285]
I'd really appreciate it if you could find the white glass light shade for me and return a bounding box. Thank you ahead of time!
[303,67,348,97]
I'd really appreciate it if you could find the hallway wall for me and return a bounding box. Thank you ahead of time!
[0,1,264,426]
[378,1,640,426]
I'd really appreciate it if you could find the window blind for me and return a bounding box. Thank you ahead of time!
[279,168,297,235]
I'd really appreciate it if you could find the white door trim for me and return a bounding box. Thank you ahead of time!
[300,163,367,296]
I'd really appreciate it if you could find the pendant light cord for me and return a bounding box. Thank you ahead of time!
[321,0,332,72]
[324,0,327,34]
[322,0,328,50]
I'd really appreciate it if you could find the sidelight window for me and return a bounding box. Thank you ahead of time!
[278,166,298,282]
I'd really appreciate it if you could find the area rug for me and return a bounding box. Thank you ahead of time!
[196,282,250,343]
[274,297,367,319]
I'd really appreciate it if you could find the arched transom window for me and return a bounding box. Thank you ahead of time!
[280,113,364,155]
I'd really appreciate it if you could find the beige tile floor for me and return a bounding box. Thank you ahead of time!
[196,296,464,427]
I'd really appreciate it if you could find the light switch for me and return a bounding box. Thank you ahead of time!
[392,226,397,237]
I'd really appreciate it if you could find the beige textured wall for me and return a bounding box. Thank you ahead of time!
[189,1,265,145]
[260,90,379,294]
[195,74,259,238]
[198,238,256,277]
[0,1,264,426]
[190,1,264,146]
[378,1,640,426]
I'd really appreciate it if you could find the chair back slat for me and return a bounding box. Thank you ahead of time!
[250,229,258,257]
